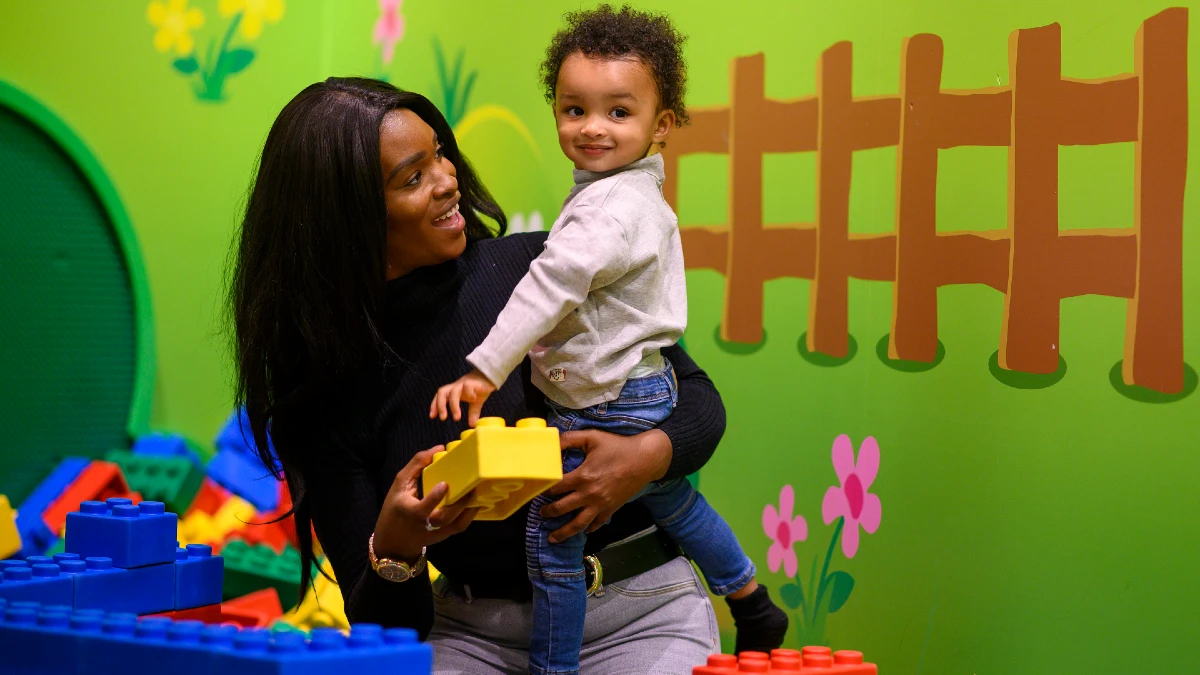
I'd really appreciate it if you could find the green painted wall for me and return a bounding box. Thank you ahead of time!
[1,1,1197,672]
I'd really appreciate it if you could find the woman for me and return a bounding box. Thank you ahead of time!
[228,78,725,674]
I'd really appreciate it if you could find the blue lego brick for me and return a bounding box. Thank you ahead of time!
[64,498,177,569]
[63,555,174,615]
[174,544,224,610]
[133,432,203,468]
[214,625,433,675]
[0,600,81,675]
[16,457,89,518]
[0,553,174,615]
[82,614,215,675]
[215,408,280,468]
[124,561,175,615]
[0,562,73,604]
[14,517,55,559]
[14,457,89,558]
[206,448,281,513]
[0,600,433,675]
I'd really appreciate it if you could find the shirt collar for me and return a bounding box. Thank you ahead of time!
[571,153,665,188]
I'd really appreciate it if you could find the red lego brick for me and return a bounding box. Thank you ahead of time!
[229,518,290,555]
[275,481,300,550]
[226,481,299,555]
[693,647,877,673]
[42,461,141,533]
[219,587,284,628]
[145,603,223,623]
[187,478,233,516]
[230,525,286,555]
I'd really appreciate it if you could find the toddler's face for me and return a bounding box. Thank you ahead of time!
[553,52,674,172]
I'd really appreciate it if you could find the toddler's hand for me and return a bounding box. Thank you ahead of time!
[429,369,497,426]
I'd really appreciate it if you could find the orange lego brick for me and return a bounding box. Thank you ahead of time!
[42,461,141,533]
[187,478,233,516]
[144,603,223,624]
[219,587,284,628]
[693,647,877,674]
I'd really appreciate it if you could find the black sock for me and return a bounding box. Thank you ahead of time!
[725,584,789,654]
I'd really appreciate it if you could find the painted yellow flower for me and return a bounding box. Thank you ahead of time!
[147,0,205,56]
[219,0,285,40]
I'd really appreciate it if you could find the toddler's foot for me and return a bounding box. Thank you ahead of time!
[725,583,789,654]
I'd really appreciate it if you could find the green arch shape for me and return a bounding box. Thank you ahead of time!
[0,81,155,500]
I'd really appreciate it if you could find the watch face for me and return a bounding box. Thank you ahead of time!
[377,562,411,582]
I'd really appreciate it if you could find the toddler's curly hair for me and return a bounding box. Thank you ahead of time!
[539,4,689,127]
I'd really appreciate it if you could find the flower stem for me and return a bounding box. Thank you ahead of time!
[793,572,808,635]
[199,12,242,100]
[810,518,844,630]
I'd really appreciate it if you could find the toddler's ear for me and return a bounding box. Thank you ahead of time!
[653,108,676,147]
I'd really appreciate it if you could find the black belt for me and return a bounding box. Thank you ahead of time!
[442,528,682,603]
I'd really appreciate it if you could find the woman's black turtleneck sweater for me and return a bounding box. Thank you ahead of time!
[292,232,726,638]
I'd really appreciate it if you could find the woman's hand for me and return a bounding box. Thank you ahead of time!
[539,428,672,543]
[372,446,482,562]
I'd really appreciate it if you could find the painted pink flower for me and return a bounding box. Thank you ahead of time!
[822,435,882,558]
[762,485,808,577]
[374,0,404,65]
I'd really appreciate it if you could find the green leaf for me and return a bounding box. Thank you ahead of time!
[827,571,854,613]
[431,37,453,119]
[780,582,805,610]
[172,56,200,74]
[221,48,255,75]
[450,48,465,94]
[456,70,478,124]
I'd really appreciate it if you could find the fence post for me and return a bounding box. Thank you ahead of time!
[891,35,1012,363]
[1125,8,1187,393]
[1001,23,1064,374]
[807,43,855,356]
[891,34,946,363]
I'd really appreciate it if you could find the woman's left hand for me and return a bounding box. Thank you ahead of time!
[540,428,672,543]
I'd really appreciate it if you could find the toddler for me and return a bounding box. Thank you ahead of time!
[431,6,787,673]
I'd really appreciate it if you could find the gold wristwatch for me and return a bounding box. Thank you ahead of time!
[369,533,427,582]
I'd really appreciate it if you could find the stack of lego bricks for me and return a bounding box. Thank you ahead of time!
[1,409,341,634]
[694,646,878,674]
[0,598,432,675]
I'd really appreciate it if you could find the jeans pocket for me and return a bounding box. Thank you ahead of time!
[593,396,674,429]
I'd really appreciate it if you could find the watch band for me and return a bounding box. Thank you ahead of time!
[369,533,426,582]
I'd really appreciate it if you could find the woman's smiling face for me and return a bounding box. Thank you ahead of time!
[380,108,466,279]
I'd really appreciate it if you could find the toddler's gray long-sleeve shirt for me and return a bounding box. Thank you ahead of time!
[467,154,686,409]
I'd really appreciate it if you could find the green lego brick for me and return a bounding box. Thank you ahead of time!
[221,540,315,604]
[104,449,203,515]
[270,621,307,635]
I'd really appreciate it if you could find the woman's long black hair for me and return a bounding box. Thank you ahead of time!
[227,77,505,602]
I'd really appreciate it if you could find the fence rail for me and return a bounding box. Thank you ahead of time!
[662,8,1187,393]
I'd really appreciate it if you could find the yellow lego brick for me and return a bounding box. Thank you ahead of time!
[0,495,21,559]
[212,495,256,533]
[421,417,562,521]
[178,495,256,547]
[283,560,348,631]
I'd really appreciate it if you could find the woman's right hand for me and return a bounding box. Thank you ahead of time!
[371,446,481,563]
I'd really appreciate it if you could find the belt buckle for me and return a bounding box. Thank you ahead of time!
[584,554,604,597]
